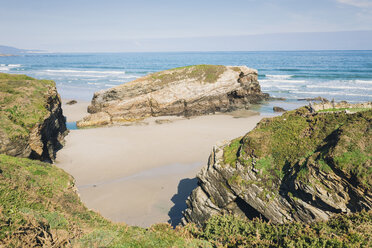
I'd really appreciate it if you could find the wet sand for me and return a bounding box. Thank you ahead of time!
[56,100,264,227]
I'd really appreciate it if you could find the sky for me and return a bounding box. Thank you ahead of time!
[1,0,372,52]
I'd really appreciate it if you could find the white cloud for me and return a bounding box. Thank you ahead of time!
[336,0,372,8]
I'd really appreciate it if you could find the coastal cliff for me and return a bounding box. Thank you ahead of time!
[77,65,269,127]
[0,73,67,162]
[182,103,372,226]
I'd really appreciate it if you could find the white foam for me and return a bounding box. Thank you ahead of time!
[355,80,372,85]
[104,84,117,87]
[265,74,294,79]
[45,69,125,75]
[307,85,372,91]
[7,64,22,68]
[293,91,372,97]
[260,79,306,84]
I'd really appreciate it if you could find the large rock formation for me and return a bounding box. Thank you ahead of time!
[182,103,372,226]
[0,73,67,162]
[77,65,269,127]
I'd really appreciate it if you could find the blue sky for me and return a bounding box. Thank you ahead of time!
[1,0,372,52]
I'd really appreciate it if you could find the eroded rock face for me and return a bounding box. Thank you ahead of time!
[0,73,67,162]
[77,65,269,127]
[182,105,372,226]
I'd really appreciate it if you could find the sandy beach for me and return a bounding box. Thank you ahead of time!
[56,100,265,227]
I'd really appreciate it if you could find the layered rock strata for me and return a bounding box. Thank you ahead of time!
[182,104,372,226]
[77,65,269,127]
[0,73,67,162]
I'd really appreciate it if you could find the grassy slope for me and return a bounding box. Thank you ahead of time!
[0,73,55,141]
[1,154,370,247]
[0,154,209,247]
[224,107,372,192]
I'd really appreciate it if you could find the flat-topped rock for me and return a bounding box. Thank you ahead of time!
[77,65,269,127]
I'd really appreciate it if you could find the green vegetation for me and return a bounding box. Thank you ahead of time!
[223,107,372,191]
[0,154,209,247]
[187,212,372,248]
[150,65,226,85]
[318,107,370,113]
[0,73,55,141]
[1,154,371,247]
[223,138,241,167]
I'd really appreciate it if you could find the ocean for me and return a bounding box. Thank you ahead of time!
[1,50,371,114]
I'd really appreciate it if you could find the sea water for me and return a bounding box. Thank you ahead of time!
[1,50,371,113]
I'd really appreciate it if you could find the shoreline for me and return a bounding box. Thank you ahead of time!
[57,99,266,227]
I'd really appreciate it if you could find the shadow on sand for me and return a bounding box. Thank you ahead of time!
[168,177,198,227]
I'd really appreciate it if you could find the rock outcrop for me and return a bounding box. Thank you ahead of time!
[77,65,269,127]
[182,104,372,226]
[0,73,67,162]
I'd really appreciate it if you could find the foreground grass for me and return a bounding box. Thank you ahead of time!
[1,154,371,247]
[0,155,372,247]
[188,212,372,248]
[0,154,209,247]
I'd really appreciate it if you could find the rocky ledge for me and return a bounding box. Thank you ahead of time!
[77,65,269,127]
[0,73,67,162]
[182,103,372,226]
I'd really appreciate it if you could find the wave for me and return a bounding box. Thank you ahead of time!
[260,79,306,84]
[0,64,22,71]
[7,64,22,68]
[293,91,372,97]
[44,69,126,75]
[355,80,372,85]
[104,84,118,87]
[306,85,372,91]
[265,74,294,79]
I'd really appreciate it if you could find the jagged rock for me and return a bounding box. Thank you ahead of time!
[77,65,269,127]
[0,73,67,162]
[182,104,372,226]
[273,106,286,112]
